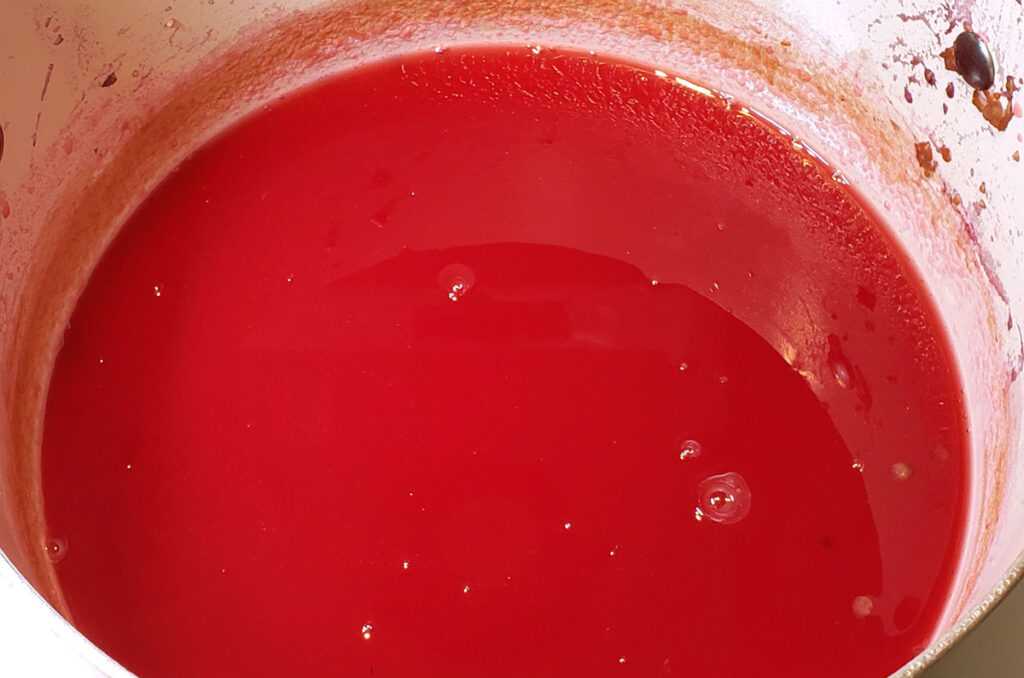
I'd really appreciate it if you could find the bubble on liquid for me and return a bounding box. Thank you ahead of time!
[43,536,68,563]
[152,284,163,297]
[361,622,373,640]
[438,263,476,302]
[891,462,914,481]
[678,438,702,461]
[678,361,689,372]
[618,657,627,664]
[695,472,751,525]
[718,375,729,384]
[564,522,572,530]
[851,459,864,472]
[716,222,726,231]
[852,595,873,618]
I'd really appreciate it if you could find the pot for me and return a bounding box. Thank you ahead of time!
[0,0,1021,675]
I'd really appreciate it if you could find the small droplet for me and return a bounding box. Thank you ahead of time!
[828,337,855,389]
[462,585,471,594]
[285,275,294,283]
[125,464,132,470]
[891,462,914,480]
[609,546,618,556]
[678,361,689,372]
[718,376,729,384]
[98,358,104,364]
[830,356,853,389]
[716,222,726,231]
[564,522,572,530]
[618,657,627,664]
[438,263,476,302]
[402,561,409,570]
[152,284,163,297]
[44,536,68,563]
[851,459,864,472]
[852,595,873,618]
[695,472,752,525]
[361,622,373,640]
[678,438,702,461]
[650,279,659,286]
[953,31,996,91]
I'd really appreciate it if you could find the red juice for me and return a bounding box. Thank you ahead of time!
[41,47,967,677]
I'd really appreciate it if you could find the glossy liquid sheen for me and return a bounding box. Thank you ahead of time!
[42,48,967,677]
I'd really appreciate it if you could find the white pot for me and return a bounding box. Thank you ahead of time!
[0,1,1020,675]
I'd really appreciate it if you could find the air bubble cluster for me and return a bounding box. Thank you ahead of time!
[44,536,68,563]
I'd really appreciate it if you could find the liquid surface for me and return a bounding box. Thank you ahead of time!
[42,48,967,677]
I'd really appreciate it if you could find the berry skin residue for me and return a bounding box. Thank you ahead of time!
[42,47,967,678]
